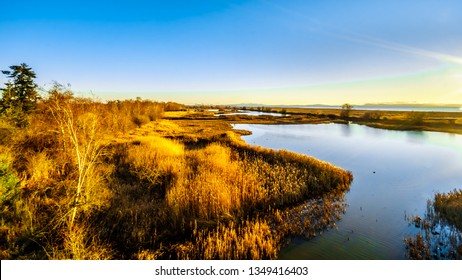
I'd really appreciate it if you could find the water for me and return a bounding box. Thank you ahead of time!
[216,110,287,117]
[298,105,462,112]
[233,123,462,259]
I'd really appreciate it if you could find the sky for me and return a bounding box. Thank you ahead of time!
[1,0,462,105]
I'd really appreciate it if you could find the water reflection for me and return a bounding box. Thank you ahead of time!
[405,130,426,144]
[405,199,462,260]
[341,123,352,137]
[216,110,287,117]
[233,123,462,259]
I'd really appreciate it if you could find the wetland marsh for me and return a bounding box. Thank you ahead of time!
[234,123,462,259]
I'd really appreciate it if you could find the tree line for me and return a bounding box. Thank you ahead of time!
[0,63,185,130]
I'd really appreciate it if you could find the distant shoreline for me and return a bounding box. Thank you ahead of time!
[193,106,462,135]
[296,105,462,113]
[225,103,462,113]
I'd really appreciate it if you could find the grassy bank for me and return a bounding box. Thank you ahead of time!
[0,92,352,259]
[186,107,462,134]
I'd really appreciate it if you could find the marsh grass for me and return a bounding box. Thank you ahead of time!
[240,107,462,134]
[1,93,353,259]
[434,189,462,229]
[190,219,280,260]
[114,130,351,258]
[404,190,462,260]
[90,130,352,259]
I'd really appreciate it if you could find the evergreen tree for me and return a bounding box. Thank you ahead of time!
[0,63,39,126]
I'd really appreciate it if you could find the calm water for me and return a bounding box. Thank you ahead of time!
[233,123,462,259]
[299,105,462,112]
[216,110,287,117]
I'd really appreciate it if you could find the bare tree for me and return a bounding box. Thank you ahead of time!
[340,103,353,118]
[47,87,103,230]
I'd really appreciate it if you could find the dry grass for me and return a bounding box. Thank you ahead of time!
[269,107,462,134]
[167,143,260,225]
[117,131,351,259]
[94,129,351,259]
[191,219,280,260]
[24,152,53,190]
[434,189,462,230]
[1,92,355,259]
[51,223,113,260]
[125,136,185,186]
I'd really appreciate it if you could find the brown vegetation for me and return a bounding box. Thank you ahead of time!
[216,107,462,134]
[434,189,462,230]
[0,88,353,259]
[404,190,462,260]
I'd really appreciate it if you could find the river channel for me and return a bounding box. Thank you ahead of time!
[233,123,462,259]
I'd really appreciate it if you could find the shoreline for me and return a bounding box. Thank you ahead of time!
[3,103,458,260]
[184,107,462,135]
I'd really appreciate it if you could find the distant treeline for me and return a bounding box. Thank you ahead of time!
[0,84,352,259]
[36,85,186,134]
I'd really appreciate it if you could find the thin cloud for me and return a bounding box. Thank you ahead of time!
[329,31,462,65]
[264,0,462,65]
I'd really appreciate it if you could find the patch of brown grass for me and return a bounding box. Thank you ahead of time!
[51,223,113,260]
[434,189,462,230]
[191,219,279,260]
[1,91,355,259]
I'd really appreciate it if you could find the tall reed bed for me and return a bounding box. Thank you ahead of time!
[101,132,352,259]
[187,219,279,260]
[434,189,462,230]
[120,136,352,225]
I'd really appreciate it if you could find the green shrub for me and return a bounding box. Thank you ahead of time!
[0,153,19,205]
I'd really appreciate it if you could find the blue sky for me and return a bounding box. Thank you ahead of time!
[1,0,462,105]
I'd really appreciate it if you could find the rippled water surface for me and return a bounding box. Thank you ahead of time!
[233,123,462,259]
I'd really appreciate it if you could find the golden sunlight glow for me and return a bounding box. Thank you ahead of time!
[169,66,462,105]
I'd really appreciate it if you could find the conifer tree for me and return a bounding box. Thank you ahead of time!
[0,63,39,126]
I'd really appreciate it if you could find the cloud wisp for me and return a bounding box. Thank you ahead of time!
[264,0,462,66]
[329,30,462,66]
